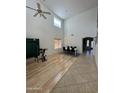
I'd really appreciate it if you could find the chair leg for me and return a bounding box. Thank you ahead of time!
[35,58,39,62]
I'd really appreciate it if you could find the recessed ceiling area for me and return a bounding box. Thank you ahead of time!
[41,0,98,19]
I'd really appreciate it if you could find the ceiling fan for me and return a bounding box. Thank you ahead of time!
[26,3,51,19]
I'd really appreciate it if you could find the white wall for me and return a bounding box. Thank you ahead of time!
[95,44,98,65]
[26,0,64,55]
[64,7,97,54]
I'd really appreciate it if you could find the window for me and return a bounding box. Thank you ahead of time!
[54,39,62,49]
[54,17,61,28]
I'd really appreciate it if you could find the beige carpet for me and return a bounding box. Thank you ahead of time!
[50,54,98,93]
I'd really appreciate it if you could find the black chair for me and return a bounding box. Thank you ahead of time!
[67,46,70,52]
[63,46,78,56]
[63,47,66,52]
[70,46,73,51]
[71,46,77,56]
[39,48,47,62]
[74,47,78,56]
[71,46,75,53]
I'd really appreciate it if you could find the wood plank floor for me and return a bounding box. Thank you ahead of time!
[26,53,97,93]
[26,53,77,93]
[50,54,98,93]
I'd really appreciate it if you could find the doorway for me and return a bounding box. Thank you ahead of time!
[82,37,94,54]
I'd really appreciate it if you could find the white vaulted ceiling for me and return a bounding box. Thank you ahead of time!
[41,0,97,19]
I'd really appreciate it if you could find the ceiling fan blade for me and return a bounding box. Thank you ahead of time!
[42,14,47,19]
[33,12,39,17]
[37,3,41,10]
[26,6,37,11]
[42,11,51,15]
